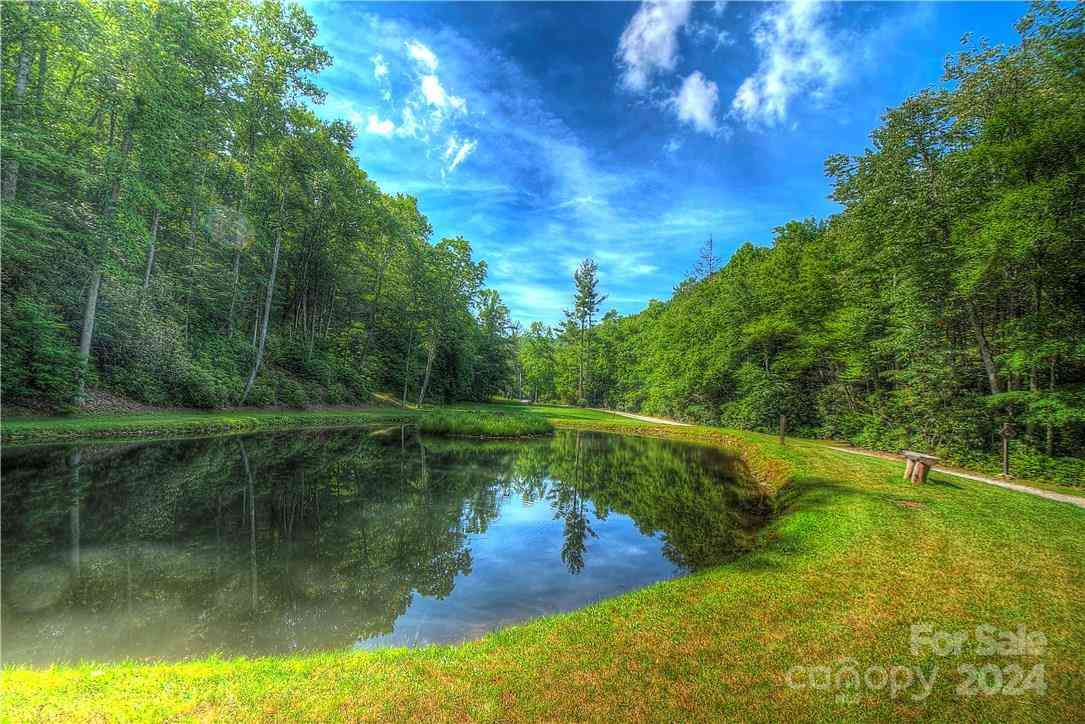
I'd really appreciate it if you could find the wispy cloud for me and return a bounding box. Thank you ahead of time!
[731,0,845,127]
[371,53,388,79]
[405,39,439,71]
[615,0,693,92]
[442,136,477,175]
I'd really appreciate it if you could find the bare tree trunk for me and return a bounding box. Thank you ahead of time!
[416,332,437,407]
[251,292,259,348]
[77,270,102,400]
[966,300,1001,395]
[142,207,160,289]
[241,194,285,403]
[3,46,32,199]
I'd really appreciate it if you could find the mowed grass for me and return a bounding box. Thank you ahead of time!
[0,408,412,444]
[417,409,554,437]
[2,408,1083,722]
[444,400,649,427]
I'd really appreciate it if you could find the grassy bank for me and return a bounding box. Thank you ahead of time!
[417,409,554,438]
[0,407,413,444]
[2,408,1083,721]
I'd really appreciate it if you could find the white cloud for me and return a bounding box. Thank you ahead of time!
[450,138,477,171]
[687,21,733,52]
[712,1,727,16]
[730,0,844,127]
[615,0,693,92]
[672,71,719,134]
[420,74,466,112]
[371,53,388,78]
[553,195,602,211]
[663,137,682,153]
[421,74,446,106]
[366,113,395,136]
[405,39,438,71]
[441,136,477,175]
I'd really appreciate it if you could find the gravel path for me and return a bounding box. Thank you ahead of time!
[595,409,691,426]
[828,445,1085,509]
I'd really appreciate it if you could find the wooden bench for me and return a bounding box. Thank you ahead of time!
[901,451,940,484]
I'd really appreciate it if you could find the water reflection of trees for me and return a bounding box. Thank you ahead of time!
[1,429,768,664]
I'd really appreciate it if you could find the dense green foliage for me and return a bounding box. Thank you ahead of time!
[1,0,514,411]
[416,409,554,438]
[519,5,1085,483]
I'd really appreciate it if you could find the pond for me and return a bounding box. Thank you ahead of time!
[1,428,769,666]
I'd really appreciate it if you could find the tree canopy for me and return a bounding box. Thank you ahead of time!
[1,0,517,410]
[515,4,1084,485]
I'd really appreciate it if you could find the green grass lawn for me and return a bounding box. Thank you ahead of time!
[2,406,1082,722]
[416,408,554,437]
[0,407,412,444]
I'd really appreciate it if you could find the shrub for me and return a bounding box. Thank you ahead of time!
[1,297,82,408]
[325,382,350,405]
[178,360,237,409]
[247,377,276,407]
[277,376,308,408]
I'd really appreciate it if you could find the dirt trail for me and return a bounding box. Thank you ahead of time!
[828,445,1085,509]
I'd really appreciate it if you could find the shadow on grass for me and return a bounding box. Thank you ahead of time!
[924,476,965,490]
[739,476,897,571]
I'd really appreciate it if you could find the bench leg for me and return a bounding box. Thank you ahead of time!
[912,461,929,484]
[903,459,915,481]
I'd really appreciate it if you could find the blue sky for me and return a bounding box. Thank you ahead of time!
[304,1,1028,325]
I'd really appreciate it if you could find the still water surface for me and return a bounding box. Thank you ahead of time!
[1,428,767,665]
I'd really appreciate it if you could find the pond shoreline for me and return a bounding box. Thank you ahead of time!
[3,405,1083,722]
[0,408,414,445]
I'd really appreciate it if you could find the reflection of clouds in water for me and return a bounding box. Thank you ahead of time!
[357,491,682,650]
[4,429,762,663]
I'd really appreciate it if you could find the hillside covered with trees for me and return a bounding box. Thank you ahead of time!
[517,5,1084,483]
[2,0,514,411]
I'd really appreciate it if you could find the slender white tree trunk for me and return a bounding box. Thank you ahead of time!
[3,46,31,199]
[77,270,103,400]
[241,194,285,403]
[416,332,437,407]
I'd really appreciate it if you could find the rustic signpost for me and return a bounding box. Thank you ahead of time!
[779,414,787,445]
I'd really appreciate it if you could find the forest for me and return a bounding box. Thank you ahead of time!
[516,4,1085,484]
[1,0,514,412]
[2,2,1082,484]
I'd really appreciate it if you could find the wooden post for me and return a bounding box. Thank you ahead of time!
[911,461,930,484]
[779,415,787,445]
[903,459,915,481]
